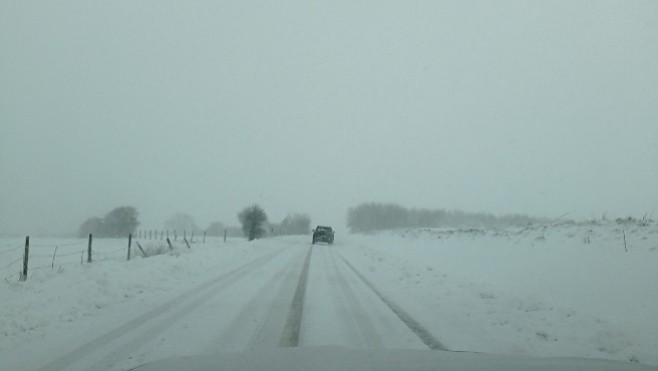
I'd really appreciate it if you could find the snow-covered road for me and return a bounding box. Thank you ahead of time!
[302,245,436,350]
[27,243,295,370]
[2,221,657,370]
[36,245,296,370]
[3,239,442,371]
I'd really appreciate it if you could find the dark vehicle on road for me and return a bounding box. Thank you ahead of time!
[312,226,334,244]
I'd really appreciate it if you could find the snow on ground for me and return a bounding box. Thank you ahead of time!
[0,238,276,369]
[335,219,658,365]
[0,219,657,370]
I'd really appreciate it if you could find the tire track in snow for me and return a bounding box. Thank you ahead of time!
[278,245,313,347]
[327,247,384,348]
[208,246,308,351]
[35,247,286,371]
[338,253,449,351]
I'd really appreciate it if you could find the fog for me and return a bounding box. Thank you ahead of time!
[1,1,657,236]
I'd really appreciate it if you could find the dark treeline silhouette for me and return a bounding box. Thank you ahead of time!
[346,202,544,233]
[78,206,140,238]
[278,213,311,235]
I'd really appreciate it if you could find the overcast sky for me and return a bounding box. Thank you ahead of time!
[1,1,657,236]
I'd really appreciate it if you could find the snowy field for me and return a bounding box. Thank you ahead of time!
[339,220,658,364]
[0,220,657,370]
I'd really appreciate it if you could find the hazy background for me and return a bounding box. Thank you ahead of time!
[1,1,657,236]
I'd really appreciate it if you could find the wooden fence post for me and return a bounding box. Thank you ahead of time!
[87,234,93,263]
[136,241,147,257]
[52,246,58,270]
[127,233,132,261]
[20,236,29,281]
[184,237,191,249]
[166,238,174,250]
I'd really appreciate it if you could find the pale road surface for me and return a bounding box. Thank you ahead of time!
[27,240,441,371]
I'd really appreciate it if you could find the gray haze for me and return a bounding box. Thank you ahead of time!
[1,1,657,236]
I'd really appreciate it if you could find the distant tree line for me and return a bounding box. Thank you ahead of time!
[77,205,313,241]
[346,202,544,233]
[164,213,201,234]
[162,212,227,237]
[205,221,225,236]
[236,205,312,240]
[277,213,311,235]
[78,206,139,238]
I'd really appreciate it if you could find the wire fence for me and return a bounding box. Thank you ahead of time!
[1,234,213,282]
[0,240,28,281]
[0,245,24,255]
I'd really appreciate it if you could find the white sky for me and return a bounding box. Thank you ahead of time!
[1,1,657,236]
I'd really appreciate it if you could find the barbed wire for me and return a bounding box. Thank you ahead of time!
[0,257,23,272]
[24,250,126,265]
[2,272,20,282]
[102,247,128,255]
[0,246,24,255]
[30,259,88,270]
[31,265,56,271]
[0,235,184,281]
[30,241,85,248]
[0,250,115,277]
[58,261,82,267]
[94,255,119,261]
[52,250,84,258]
[30,253,57,258]
[93,248,129,260]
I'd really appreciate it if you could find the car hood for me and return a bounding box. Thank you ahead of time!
[130,346,657,371]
